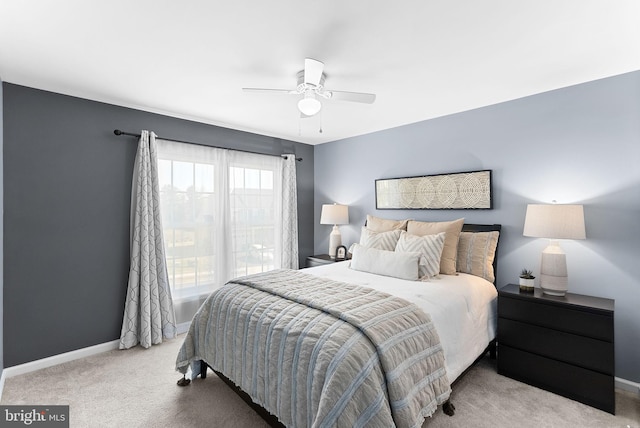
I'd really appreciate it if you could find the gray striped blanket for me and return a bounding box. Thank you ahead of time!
[176,269,450,428]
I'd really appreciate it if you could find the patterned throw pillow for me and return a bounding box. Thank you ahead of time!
[456,231,500,283]
[395,231,446,279]
[358,227,402,251]
[407,218,464,275]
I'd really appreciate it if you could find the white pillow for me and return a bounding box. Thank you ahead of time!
[359,227,402,251]
[350,244,420,281]
[395,231,446,279]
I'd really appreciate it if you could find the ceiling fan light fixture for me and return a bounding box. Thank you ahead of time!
[243,58,376,120]
[298,91,322,116]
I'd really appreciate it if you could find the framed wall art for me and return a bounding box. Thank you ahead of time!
[375,170,492,210]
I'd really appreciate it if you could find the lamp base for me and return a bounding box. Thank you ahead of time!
[328,225,342,259]
[540,284,568,297]
[539,240,568,296]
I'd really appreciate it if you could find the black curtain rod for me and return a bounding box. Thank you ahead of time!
[113,129,302,162]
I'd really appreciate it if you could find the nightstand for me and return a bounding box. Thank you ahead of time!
[305,254,344,268]
[497,284,615,414]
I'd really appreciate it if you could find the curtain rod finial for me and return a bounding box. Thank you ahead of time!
[114,129,123,135]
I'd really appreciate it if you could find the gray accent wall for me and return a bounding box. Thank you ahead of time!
[2,83,314,367]
[314,71,640,383]
[0,77,4,375]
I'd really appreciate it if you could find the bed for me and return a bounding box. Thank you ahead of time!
[176,222,501,427]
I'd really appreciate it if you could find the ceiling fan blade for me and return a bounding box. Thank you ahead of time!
[304,58,324,86]
[327,90,376,104]
[242,88,297,95]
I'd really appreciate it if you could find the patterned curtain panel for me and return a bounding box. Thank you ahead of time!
[119,130,177,349]
[280,155,299,269]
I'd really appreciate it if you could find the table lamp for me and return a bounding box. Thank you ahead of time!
[523,204,586,296]
[320,203,349,258]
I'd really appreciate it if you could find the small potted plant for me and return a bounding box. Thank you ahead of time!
[519,269,535,292]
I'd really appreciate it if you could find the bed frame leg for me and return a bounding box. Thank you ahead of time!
[177,360,208,386]
[199,360,208,379]
[489,339,497,359]
[176,375,191,387]
[443,399,456,416]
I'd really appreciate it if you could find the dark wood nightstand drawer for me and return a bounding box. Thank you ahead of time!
[498,318,613,374]
[498,295,613,341]
[306,254,336,268]
[305,254,351,268]
[498,344,615,414]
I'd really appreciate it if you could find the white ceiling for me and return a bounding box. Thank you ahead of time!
[1,1,639,145]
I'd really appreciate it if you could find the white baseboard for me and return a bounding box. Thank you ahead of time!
[176,321,191,335]
[0,332,190,402]
[616,376,640,395]
[0,370,6,403]
[3,340,121,380]
[0,340,120,402]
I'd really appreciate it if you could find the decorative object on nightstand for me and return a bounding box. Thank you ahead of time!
[335,245,347,261]
[523,203,586,296]
[320,203,349,258]
[518,269,535,292]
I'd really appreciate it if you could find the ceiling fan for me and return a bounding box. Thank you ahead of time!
[243,58,376,117]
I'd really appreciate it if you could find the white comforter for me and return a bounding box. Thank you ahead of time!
[304,261,497,383]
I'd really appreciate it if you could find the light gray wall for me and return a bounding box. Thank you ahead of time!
[2,83,314,367]
[314,71,640,383]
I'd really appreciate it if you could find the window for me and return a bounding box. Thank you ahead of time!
[155,140,284,304]
[158,159,217,301]
[229,165,276,277]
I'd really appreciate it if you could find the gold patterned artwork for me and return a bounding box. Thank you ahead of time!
[375,170,492,210]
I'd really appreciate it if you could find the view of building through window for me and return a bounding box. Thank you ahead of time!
[158,158,276,301]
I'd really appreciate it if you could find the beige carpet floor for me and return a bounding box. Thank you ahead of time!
[2,335,638,427]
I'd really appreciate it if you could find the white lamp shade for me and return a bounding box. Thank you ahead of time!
[320,204,349,225]
[523,204,586,240]
[523,203,586,296]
